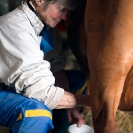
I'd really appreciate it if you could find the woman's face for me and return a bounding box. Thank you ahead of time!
[36,1,68,27]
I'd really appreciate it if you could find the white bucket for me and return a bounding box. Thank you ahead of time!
[67,124,94,133]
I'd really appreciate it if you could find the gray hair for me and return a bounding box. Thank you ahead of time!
[31,0,77,10]
[46,0,77,10]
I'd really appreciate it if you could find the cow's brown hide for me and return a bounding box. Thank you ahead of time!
[66,0,133,133]
[84,0,133,133]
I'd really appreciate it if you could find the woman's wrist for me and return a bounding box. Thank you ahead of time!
[55,91,91,109]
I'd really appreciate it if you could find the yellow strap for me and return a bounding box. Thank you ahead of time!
[75,81,88,94]
[16,113,22,121]
[16,109,52,121]
[25,110,52,120]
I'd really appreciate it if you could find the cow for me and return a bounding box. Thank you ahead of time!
[66,0,133,133]
[84,0,133,132]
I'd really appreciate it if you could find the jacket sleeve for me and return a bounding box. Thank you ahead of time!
[0,13,64,109]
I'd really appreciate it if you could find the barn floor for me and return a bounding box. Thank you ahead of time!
[81,108,133,133]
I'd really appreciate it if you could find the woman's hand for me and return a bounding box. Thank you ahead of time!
[67,108,85,127]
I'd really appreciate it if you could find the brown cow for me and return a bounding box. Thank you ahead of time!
[67,0,133,133]
[84,0,133,133]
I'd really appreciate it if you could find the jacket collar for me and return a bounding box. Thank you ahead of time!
[21,1,44,36]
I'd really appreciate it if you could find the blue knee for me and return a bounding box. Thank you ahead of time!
[12,98,54,133]
[0,90,54,133]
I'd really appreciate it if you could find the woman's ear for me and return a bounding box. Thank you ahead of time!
[36,0,44,7]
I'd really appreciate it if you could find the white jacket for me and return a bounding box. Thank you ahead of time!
[0,1,65,109]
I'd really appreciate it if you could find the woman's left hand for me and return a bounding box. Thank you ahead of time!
[66,108,85,127]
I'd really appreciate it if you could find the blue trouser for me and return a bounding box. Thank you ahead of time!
[0,88,54,133]
[65,70,87,94]
[0,70,86,133]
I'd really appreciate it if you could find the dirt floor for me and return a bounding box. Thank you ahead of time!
[81,108,133,133]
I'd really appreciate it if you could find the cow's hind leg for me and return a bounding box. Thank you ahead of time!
[119,67,133,111]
